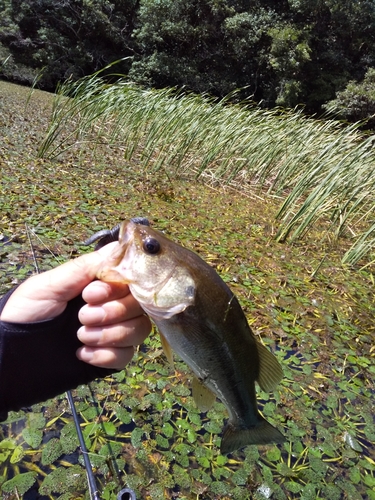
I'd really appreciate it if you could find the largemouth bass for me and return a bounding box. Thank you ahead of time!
[97,220,285,454]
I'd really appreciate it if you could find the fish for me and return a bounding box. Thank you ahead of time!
[96,219,285,454]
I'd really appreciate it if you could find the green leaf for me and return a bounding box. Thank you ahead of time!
[187,428,197,443]
[60,422,79,454]
[10,445,25,464]
[115,405,132,425]
[131,427,144,448]
[162,422,174,438]
[1,472,37,495]
[101,421,117,436]
[27,412,46,429]
[0,439,16,450]
[41,438,63,465]
[349,466,362,484]
[216,454,227,466]
[156,434,169,449]
[364,474,375,488]
[284,481,303,493]
[39,465,86,495]
[22,428,43,448]
[197,456,210,469]
[266,446,281,462]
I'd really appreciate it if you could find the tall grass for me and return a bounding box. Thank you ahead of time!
[39,70,375,266]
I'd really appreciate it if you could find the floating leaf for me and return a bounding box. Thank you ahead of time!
[197,456,210,469]
[162,422,174,438]
[156,434,169,449]
[1,471,37,495]
[22,428,43,449]
[39,464,86,495]
[349,467,362,485]
[10,445,25,464]
[41,438,63,465]
[284,481,303,493]
[0,439,16,451]
[60,422,79,454]
[27,412,46,430]
[131,427,144,448]
[266,446,281,462]
[115,405,132,425]
[101,421,117,436]
[364,474,375,488]
[343,431,363,452]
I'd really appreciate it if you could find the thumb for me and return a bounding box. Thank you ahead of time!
[40,242,120,303]
[0,242,119,322]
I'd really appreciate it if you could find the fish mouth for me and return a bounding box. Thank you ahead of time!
[118,220,178,291]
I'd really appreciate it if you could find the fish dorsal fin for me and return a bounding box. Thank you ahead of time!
[256,341,283,392]
[159,332,174,368]
[192,376,216,412]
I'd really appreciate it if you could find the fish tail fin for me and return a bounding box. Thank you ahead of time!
[220,417,285,454]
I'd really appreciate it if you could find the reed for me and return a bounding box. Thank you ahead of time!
[39,69,375,266]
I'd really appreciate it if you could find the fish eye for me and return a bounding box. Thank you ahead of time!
[143,237,161,255]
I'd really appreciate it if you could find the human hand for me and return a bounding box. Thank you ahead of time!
[0,243,151,370]
[76,278,151,369]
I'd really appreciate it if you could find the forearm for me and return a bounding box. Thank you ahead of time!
[0,290,114,419]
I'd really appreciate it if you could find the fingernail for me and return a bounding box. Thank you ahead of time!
[76,347,95,362]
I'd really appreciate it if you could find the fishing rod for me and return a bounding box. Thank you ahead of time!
[26,224,137,500]
[66,390,101,500]
[66,391,136,500]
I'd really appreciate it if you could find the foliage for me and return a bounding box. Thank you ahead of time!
[268,24,311,108]
[39,71,375,266]
[324,68,375,125]
[1,81,375,499]
[129,0,276,100]
[0,0,136,89]
[1,0,375,113]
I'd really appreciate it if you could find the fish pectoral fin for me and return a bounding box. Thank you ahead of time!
[256,341,283,392]
[192,377,216,413]
[220,417,285,454]
[159,332,174,368]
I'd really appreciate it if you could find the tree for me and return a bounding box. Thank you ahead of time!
[1,0,375,117]
[323,68,375,125]
[0,0,138,89]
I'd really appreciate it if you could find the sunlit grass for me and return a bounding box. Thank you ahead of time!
[39,66,375,266]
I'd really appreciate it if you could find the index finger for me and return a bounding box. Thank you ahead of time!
[82,280,130,305]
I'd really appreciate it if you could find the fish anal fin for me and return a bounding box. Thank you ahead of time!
[192,377,216,413]
[159,332,174,368]
[220,416,285,454]
[256,341,283,392]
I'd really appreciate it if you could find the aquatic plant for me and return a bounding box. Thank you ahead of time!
[38,66,375,266]
[0,81,374,499]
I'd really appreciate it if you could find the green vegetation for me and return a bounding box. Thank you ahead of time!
[1,0,375,118]
[324,68,375,126]
[1,81,374,499]
[40,71,375,266]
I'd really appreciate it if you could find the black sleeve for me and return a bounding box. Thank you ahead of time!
[0,288,116,419]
